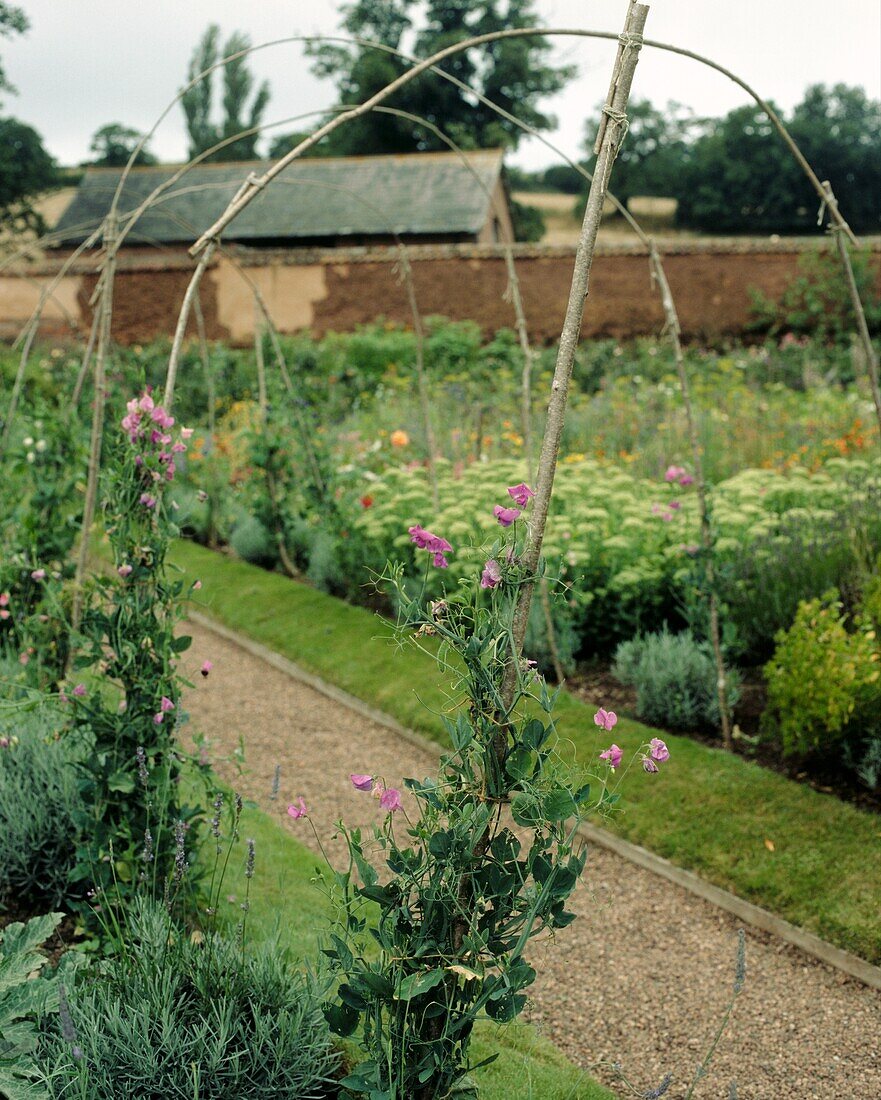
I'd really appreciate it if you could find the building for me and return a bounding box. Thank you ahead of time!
[52,149,514,251]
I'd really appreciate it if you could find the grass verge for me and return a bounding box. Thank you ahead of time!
[208,788,613,1099]
[175,540,881,965]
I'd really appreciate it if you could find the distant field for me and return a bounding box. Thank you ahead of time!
[514,189,697,246]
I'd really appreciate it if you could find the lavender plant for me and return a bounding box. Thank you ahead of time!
[307,487,670,1100]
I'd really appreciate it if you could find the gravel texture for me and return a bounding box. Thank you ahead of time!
[183,620,881,1099]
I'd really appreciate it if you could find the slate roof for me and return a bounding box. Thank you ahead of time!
[52,150,506,246]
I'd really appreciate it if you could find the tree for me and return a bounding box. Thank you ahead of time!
[0,116,56,232]
[87,123,157,167]
[0,1,27,103]
[307,0,575,156]
[181,25,271,161]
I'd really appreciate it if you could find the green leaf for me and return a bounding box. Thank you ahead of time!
[171,634,192,652]
[107,770,136,794]
[505,746,534,782]
[540,787,577,822]
[396,968,447,1000]
[324,1001,360,1037]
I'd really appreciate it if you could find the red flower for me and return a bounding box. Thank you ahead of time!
[360,495,374,508]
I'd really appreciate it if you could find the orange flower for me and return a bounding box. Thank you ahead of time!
[390,430,410,448]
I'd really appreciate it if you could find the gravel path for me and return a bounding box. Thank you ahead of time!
[183,620,881,1099]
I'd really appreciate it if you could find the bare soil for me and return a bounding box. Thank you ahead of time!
[183,618,881,1100]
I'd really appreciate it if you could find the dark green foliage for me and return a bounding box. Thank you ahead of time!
[509,197,545,242]
[308,0,575,155]
[181,25,271,161]
[0,1,27,100]
[87,124,157,168]
[614,628,740,732]
[0,117,57,233]
[38,901,339,1099]
[0,692,88,909]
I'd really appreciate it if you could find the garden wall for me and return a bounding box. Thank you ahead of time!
[3,238,880,346]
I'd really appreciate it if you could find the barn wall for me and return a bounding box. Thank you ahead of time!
[3,240,879,346]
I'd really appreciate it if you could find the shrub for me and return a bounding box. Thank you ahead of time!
[0,692,87,909]
[763,591,881,758]
[230,514,279,568]
[39,900,339,1099]
[614,628,740,732]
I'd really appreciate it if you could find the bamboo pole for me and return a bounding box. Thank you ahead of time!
[162,240,217,410]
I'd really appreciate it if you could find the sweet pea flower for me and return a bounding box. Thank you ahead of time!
[72,683,86,698]
[140,493,156,509]
[650,737,670,763]
[669,501,681,511]
[200,661,213,677]
[117,564,133,578]
[493,505,520,527]
[0,593,9,607]
[380,787,403,812]
[665,465,685,483]
[642,756,659,773]
[599,744,624,770]
[679,474,695,487]
[193,580,202,590]
[30,569,46,581]
[0,610,9,620]
[350,774,374,791]
[481,559,502,589]
[287,797,308,819]
[181,427,194,440]
[432,552,449,569]
[507,482,535,507]
[138,393,155,413]
[409,525,452,554]
[594,708,618,731]
[159,696,174,713]
[153,712,164,724]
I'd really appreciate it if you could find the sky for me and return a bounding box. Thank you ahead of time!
[4,0,880,171]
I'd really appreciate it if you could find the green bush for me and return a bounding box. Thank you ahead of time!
[230,515,279,568]
[0,693,87,909]
[39,900,339,1099]
[613,628,740,732]
[763,591,881,758]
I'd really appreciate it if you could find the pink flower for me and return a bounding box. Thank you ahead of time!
[72,683,87,698]
[181,427,194,440]
[159,696,174,712]
[0,737,9,749]
[493,505,520,527]
[30,569,46,581]
[507,482,535,507]
[594,708,618,731]
[350,774,374,791]
[599,744,624,770]
[650,737,670,763]
[662,512,674,522]
[153,713,164,724]
[379,787,403,812]
[117,564,133,578]
[669,501,681,511]
[481,559,502,589]
[432,552,449,569]
[665,465,685,483]
[0,593,8,607]
[642,756,659,773]
[200,660,213,677]
[193,580,202,590]
[19,652,29,666]
[138,393,155,413]
[408,525,452,555]
[287,797,308,819]
[171,441,186,454]
[139,493,156,509]
[0,610,9,620]
[679,474,695,487]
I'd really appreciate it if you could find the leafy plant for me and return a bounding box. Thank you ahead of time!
[0,912,77,1100]
[613,628,740,732]
[763,590,881,757]
[38,899,339,1099]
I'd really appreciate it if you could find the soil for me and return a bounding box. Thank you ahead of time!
[182,617,881,1100]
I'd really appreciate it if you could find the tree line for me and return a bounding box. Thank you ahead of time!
[1,0,879,237]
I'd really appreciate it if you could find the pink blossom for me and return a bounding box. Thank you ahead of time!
[139,493,156,509]
[19,652,29,666]
[432,552,449,569]
[409,525,452,555]
[30,569,46,581]
[171,441,186,454]
[0,610,9,620]
[138,393,155,413]
[507,482,535,507]
[181,427,194,440]
[153,713,164,724]
[193,580,202,590]
[287,797,308,819]
[159,696,174,712]
[0,593,8,607]
[493,505,521,527]
[350,774,374,791]
[200,660,213,677]
[594,708,618,731]
[481,559,502,589]
[650,738,670,763]
[662,512,674,522]
[669,501,681,511]
[0,737,9,749]
[599,744,624,770]
[380,787,403,812]
[117,564,133,578]
[642,756,659,773]
[679,474,695,487]
[72,683,87,697]
[665,465,685,483]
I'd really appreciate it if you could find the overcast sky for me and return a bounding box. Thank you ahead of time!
[4,0,880,170]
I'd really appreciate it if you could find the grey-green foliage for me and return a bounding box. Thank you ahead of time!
[614,628,741,732]
[0,912,73,1100]
[230,515,278,568]
[39,900,338,1099]
[0,691,88,909]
